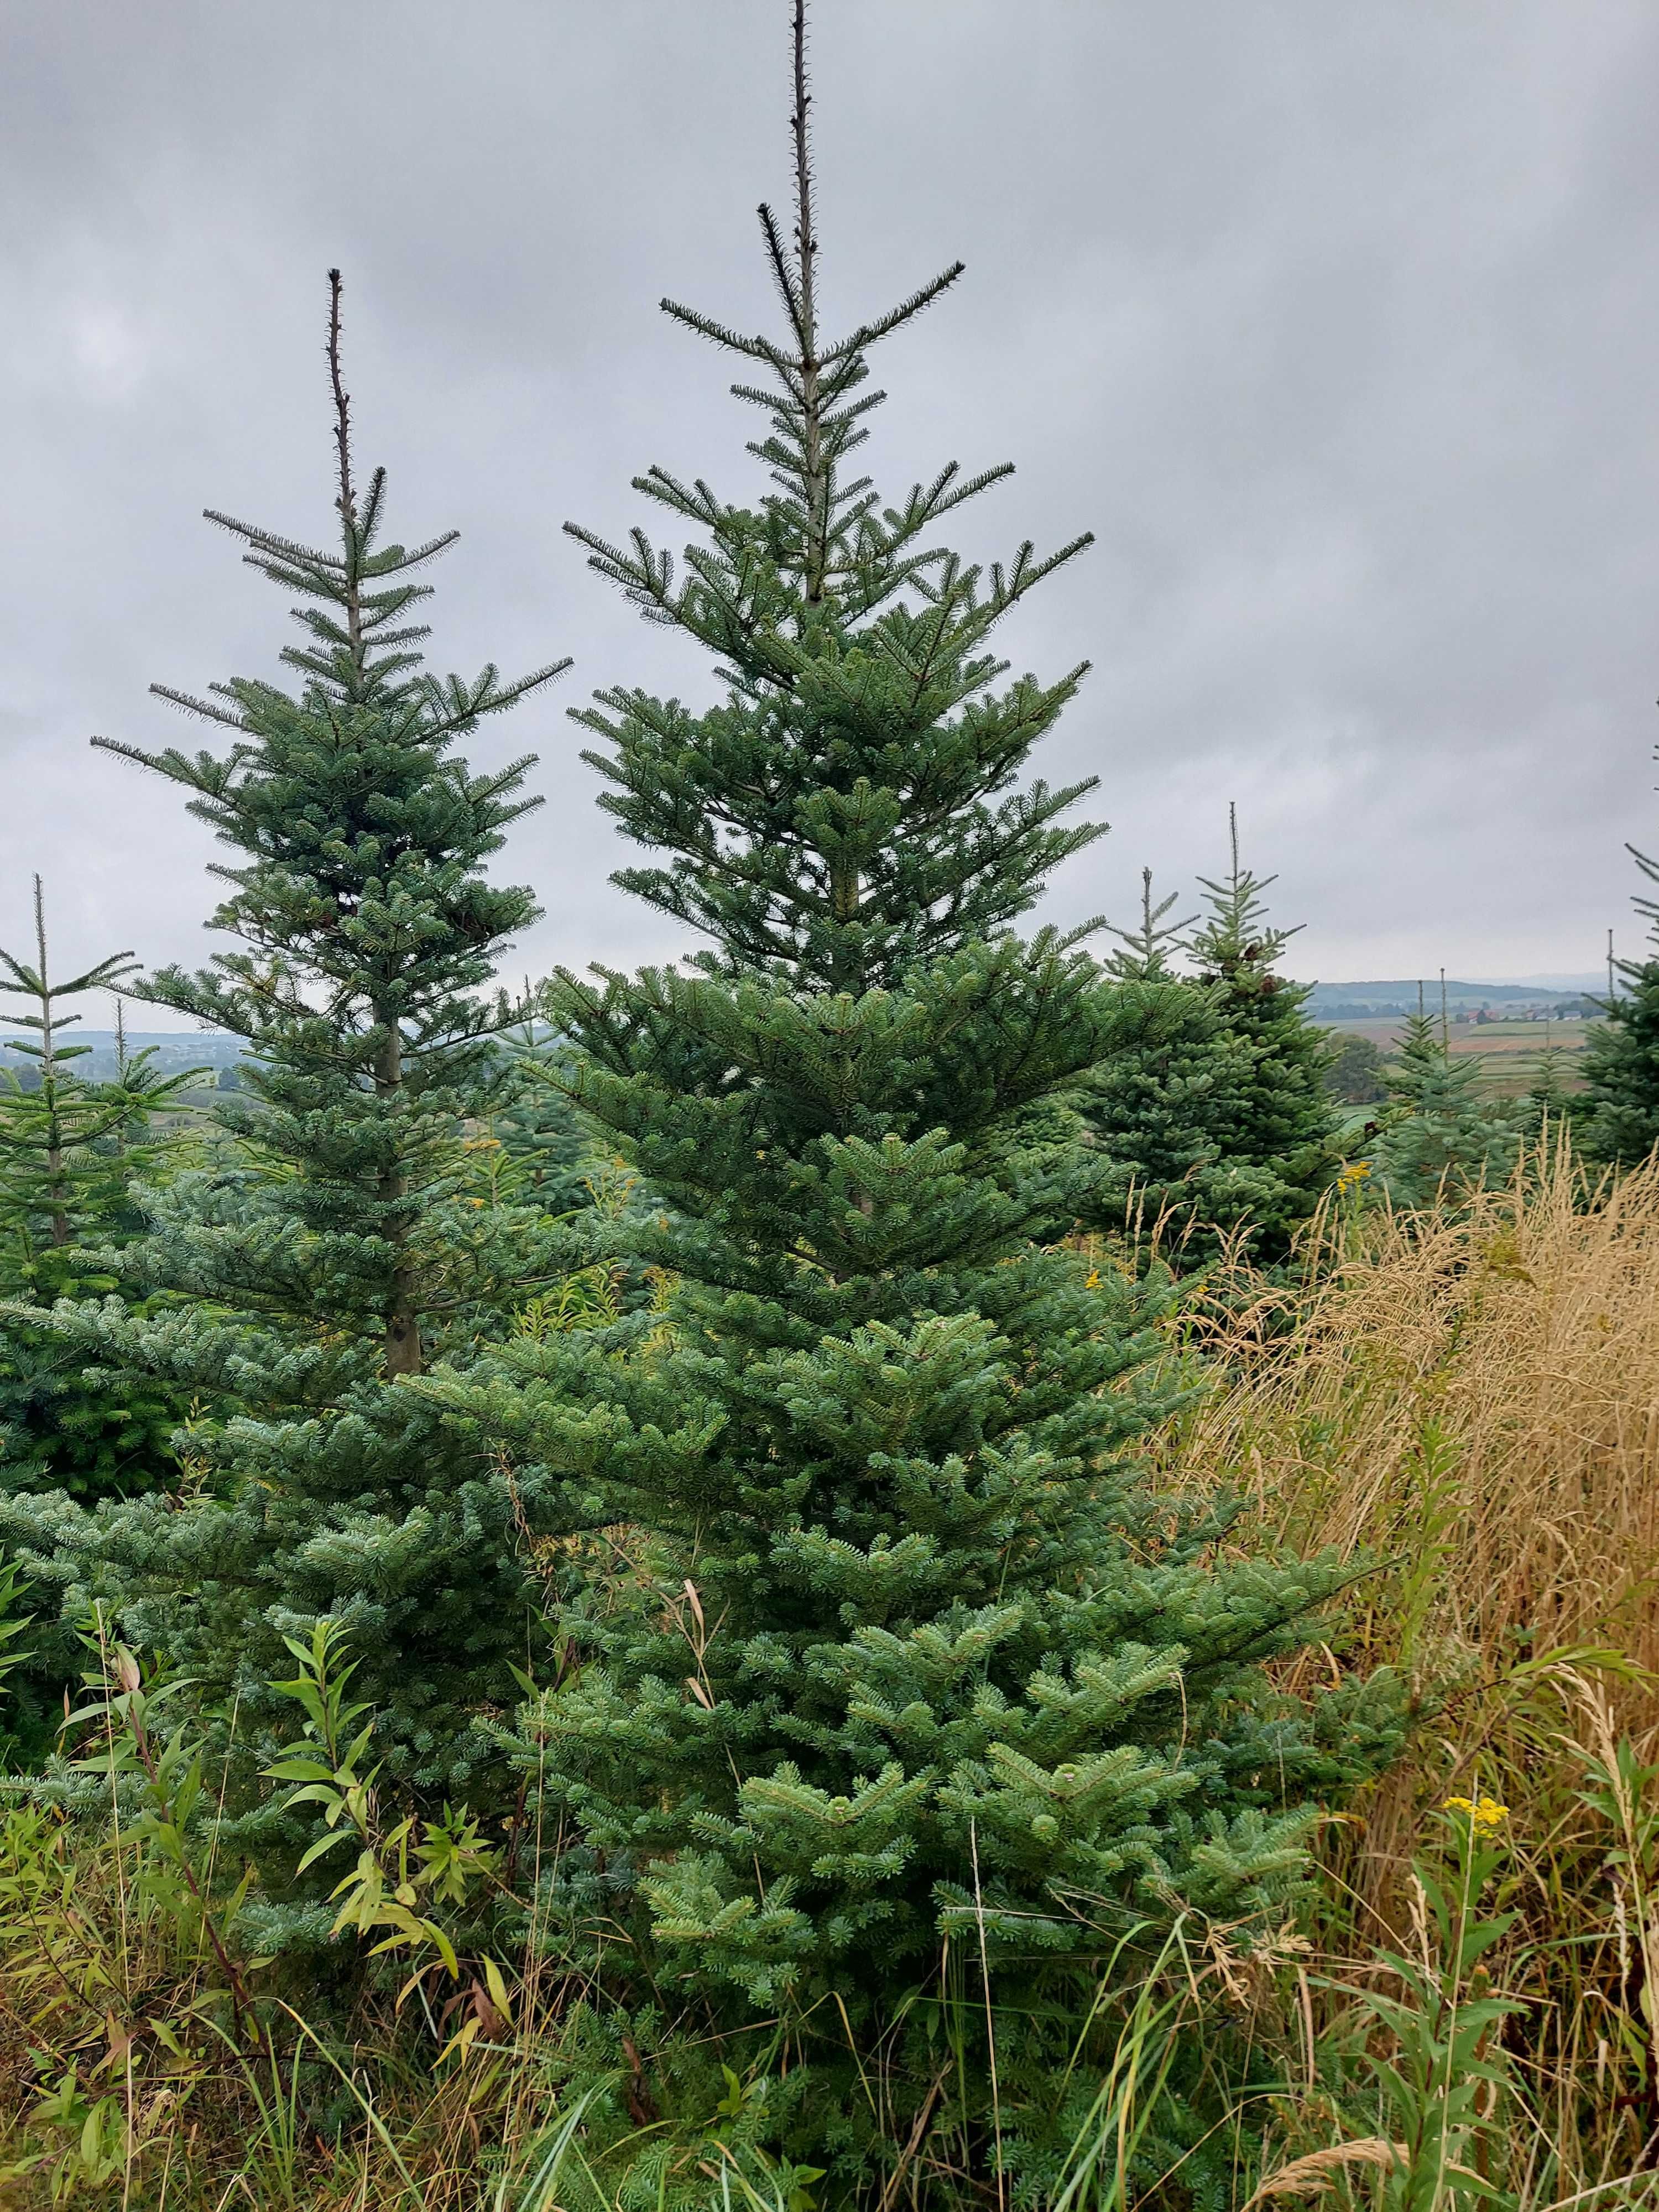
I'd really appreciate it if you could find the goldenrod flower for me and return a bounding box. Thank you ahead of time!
[1442,1793,1508,1831]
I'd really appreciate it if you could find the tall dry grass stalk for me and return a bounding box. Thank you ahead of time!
[6,1145,1657,2205]
[1165,1139,1659,1696]
[1157,1141,1659,2190]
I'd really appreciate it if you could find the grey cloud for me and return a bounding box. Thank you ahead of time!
[3,1,1657,1019]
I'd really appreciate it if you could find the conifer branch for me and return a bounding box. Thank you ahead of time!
[657,298,789,367]
[202,512,348,571]
[757,202,805,337]
[140,687,255,731]
[821,262,968,366]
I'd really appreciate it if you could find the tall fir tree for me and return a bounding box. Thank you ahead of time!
[0,880,204,1496]
[430,19,1397,2184]
[1372,997,1519,1208]
[0,276,586,1832]
[1581,833,1659,1162]
[1081,867,1321,1268]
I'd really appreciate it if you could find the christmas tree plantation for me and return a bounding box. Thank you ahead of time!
[428,22,1398,2183]
[0,278,593,1846]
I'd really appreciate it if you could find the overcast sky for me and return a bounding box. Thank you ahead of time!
[3,1,1658,1026]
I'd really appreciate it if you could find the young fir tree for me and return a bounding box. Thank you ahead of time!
[1519,1022,1576,1148]
[0,880,204,1495]
[0,276,583,1829]
[1581,844,1659,1163]
[1080,868,1316,1269]
[1177,806,1342,1262]
[1372,999,1519,1208]
[430,23,1397,2183]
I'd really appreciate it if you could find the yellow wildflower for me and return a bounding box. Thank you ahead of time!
[1442,1794,1509,1832]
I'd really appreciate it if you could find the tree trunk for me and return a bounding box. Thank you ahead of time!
[384,1291,421,1378]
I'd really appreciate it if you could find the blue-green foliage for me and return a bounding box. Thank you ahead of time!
[1581,957,1659,1164]
[1,891,208,1499]
[0,280,591,1833]
[1180,816,1343,1261]
[1373,1009,1520,1207]
[1519,1039,1576,1145]
[1082,837,1343,1270]
[1082,868,1308,1269]
[426,105,1399,2189]
[1581,821,1659,1162]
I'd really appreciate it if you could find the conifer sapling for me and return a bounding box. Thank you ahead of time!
[0,878,204,1495]
[1374,994,1519,1208]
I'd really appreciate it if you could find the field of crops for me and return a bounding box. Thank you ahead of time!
[1329,1016,1593,1093]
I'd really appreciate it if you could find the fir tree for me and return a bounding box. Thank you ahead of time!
[1080,823,1343,1271]
[1080,869,1295,1267]
[1373,1000,1519,1208]
[430,21,1396,2181]
[0,275,583,1819]
[1519,1024,1576,1148]
[0,880,204,1496]
[0,879,197,1267]
[486,1023,603,1212]
[1581,841,1659,1162]
[1180,806,1342,1261]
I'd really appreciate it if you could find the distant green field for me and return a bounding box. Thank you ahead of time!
[1327,1014,1595,1094]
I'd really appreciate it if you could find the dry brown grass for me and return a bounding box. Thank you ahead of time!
[6,1146,1658,2205]
[1165,1139,1659,1692]
[1155,1141,1659,2190]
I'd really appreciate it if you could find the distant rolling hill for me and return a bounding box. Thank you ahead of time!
[1,1030,245,1087]
[1303,979,1599,1019]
